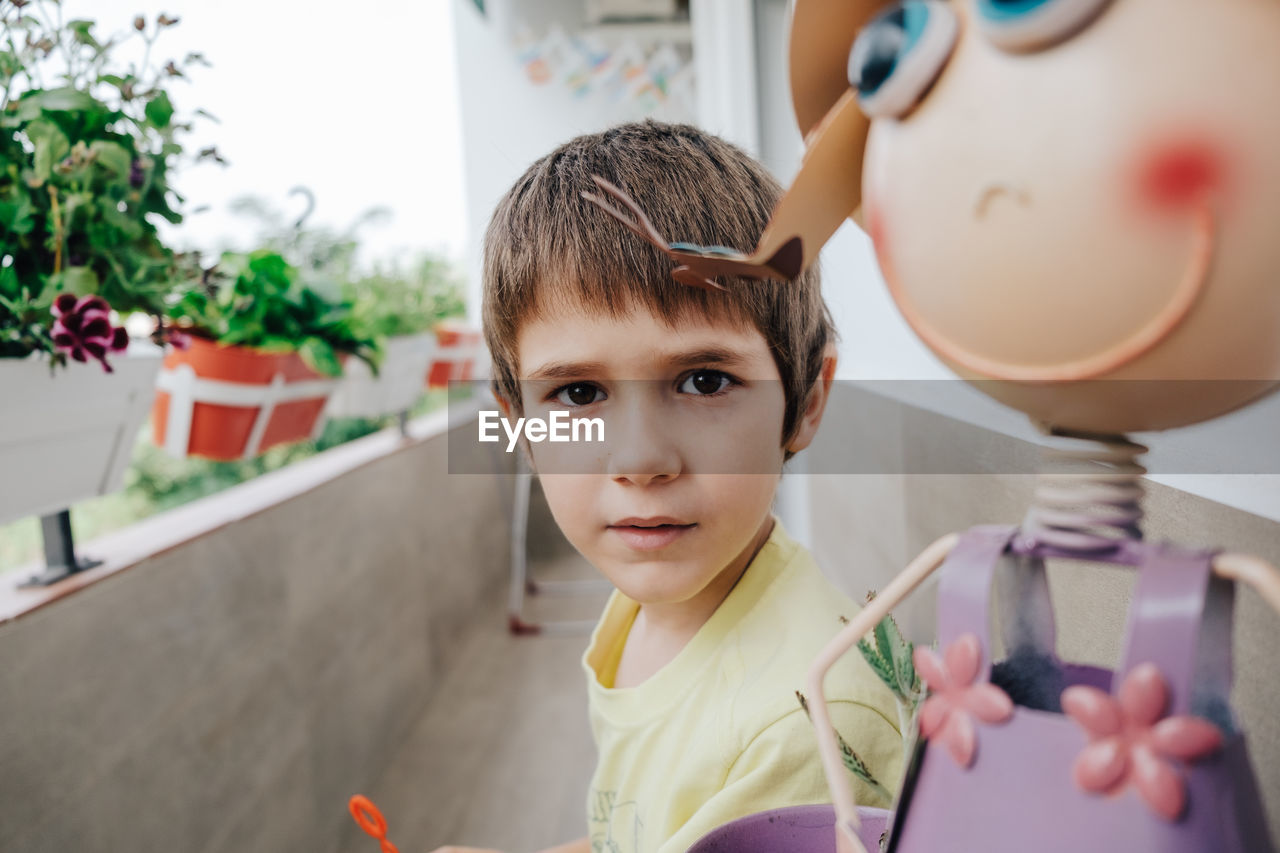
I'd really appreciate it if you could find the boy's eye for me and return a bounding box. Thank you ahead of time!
[976,0,1114,52]
[678,370,733,396]
[848,0,958,120]
[554,382,605,407]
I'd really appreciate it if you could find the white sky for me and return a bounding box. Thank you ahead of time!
[46,0,470,271]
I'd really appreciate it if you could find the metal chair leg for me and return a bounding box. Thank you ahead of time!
[506,457,610,636]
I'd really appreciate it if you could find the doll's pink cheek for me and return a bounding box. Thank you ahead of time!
[1135,140,1226,212]
[866,201,890,263]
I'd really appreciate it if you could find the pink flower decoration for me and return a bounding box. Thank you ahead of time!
[914,633,1014,767]
[1063,663,1223,821]
[50,294,129,372]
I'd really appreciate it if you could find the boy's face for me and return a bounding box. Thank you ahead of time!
[509,302,828,607]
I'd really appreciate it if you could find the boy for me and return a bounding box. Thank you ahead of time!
[435,121,902,853]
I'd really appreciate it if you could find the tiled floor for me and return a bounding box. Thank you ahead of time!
[337,550,610,853]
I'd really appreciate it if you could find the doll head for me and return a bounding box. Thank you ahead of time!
[663,0,1280,433]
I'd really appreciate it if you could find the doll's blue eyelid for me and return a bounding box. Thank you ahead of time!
[978,0,1054,21]
[974,0,1112,51]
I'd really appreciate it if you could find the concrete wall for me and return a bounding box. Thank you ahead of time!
[807,383,1280,842]
[0,419,516,853]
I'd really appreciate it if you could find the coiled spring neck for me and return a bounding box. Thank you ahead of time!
[1021,427,1149,555]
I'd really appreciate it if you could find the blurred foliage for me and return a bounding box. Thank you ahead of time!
[227,193,467,341]
[345,254,465,340]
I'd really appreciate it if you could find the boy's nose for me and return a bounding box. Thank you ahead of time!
[606,400,683,486]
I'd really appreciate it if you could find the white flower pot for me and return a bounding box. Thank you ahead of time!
[0,344,163,525]
[585,0,679,23]
[326,332,437,418]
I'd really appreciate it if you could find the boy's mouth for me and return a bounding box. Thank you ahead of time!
[608,518,697,551]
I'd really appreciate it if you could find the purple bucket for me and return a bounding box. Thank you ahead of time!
[685,805,892,853]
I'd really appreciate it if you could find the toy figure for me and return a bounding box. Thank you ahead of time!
[586,1,1280,850]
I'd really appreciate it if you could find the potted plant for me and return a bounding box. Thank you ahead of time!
[326,253,466,418]
[152,249,380,460]
[426,317,484,390]
[222,192,475,412]
[0,3,214,524]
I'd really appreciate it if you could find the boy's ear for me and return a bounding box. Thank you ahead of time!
[786,344,838,455]
[492,393,537,471]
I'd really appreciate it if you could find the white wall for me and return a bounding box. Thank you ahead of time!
[451,0,696,320]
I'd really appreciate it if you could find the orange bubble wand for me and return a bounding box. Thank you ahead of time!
[349,795,401,853]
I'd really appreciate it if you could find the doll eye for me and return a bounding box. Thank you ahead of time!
[848,0,958,119]
[976,0,1114,52]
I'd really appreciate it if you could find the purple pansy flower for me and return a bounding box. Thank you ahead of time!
[50,294,130,372]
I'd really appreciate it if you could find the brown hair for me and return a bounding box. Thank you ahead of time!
[482,120,835,448]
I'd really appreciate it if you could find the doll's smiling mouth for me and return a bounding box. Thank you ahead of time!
[871,200,1217,383]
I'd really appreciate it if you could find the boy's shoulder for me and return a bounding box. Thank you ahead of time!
[715,525,897,725]
[726,532,860,663]
[717,519,853,630]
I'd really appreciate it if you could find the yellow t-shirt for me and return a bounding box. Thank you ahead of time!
[581,519,904,853]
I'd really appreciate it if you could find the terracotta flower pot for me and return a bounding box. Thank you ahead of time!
[151,337,342,461]
[426,321,483,389]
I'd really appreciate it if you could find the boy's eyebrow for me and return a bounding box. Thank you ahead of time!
[525,360,609,381]
[524,348,753,381]
[662,347,753,369]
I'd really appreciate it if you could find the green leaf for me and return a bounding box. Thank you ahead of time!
[26,118,70,182]
[67,19,101,50]
[88,139,131,177]
[0,50,20,80]
[0,264,19,300]
[872,615,894,669]
[0,195,35,236]
[299,336,342,377]
[858,637,898,693]
[144,91,174,129]
[101,198,145,240]
[47,266,99,297]
[795,691,890,800]
[23,87,99,115]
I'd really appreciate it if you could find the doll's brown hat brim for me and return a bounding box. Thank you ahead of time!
[662,0,883,284]
[790,0,883,140]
